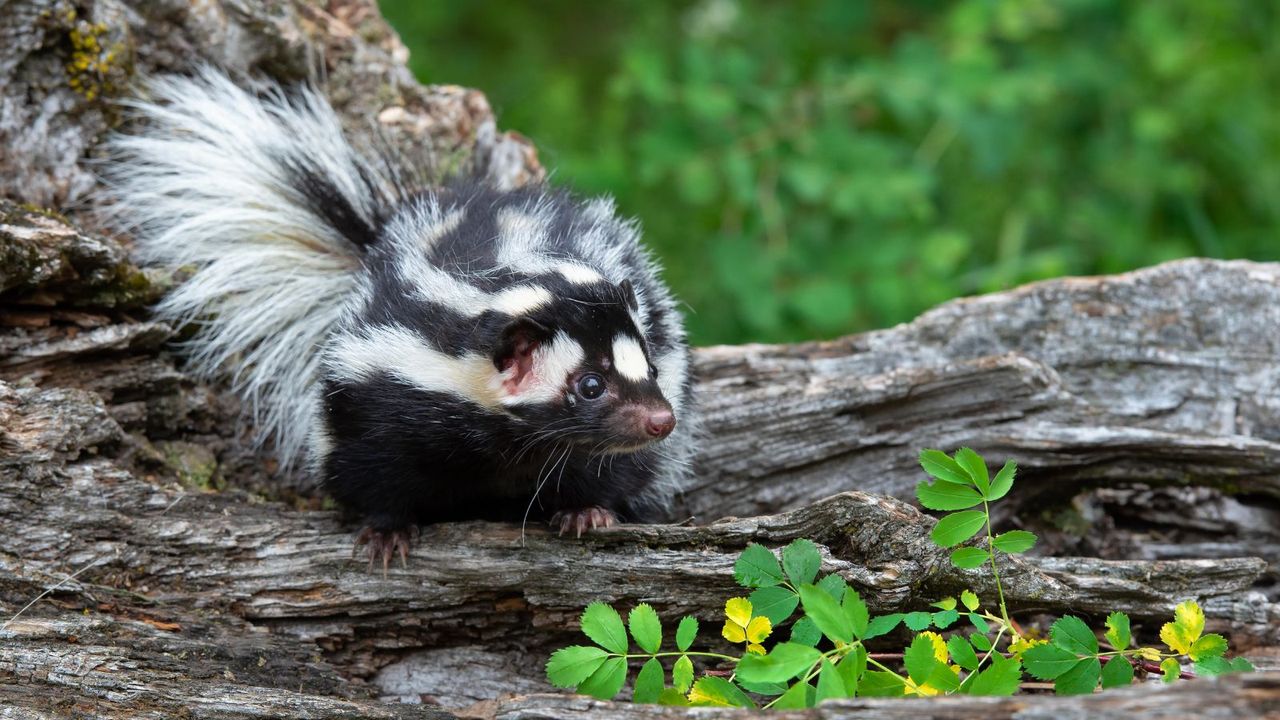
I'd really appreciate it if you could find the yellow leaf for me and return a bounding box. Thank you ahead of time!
[725,598,753,628]
[1160,623,1192,654]
[1135,647,1162,662]
[745,616,772,644]
[747,643,766,655]
[902,677,940,697]
[1008,635,1047,658]
[1173,600,1204,642]
[919,631,948,663]
[722,621,746,643]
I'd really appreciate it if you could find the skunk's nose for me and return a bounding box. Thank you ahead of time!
[645,410,676,438]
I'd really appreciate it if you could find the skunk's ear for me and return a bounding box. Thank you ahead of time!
[493,316,552,374]
[618,278,638,311]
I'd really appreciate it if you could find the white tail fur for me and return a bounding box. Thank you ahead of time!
[101,68,394,470]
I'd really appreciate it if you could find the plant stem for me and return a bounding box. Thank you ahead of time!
[983,499,1014,633]
[627,651,739,662]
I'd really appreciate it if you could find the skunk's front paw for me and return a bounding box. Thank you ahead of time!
[353,525,419,574]
[550,506,618,538]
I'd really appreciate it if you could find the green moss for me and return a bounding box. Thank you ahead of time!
[16,202,70,223]
[1042,506,1091,538]
[155,441,221,491]
[84,264,157,308]
[64,13,131,103]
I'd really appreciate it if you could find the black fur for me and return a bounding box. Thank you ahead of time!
[319,183,688,533]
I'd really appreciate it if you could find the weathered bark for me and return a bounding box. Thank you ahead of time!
[1,360,1276,711]
[1,0,1277,717]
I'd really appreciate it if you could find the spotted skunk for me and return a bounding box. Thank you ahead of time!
[102,69,695,565]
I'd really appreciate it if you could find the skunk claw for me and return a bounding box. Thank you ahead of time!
[353,525,418,574]
[551,507,618,538]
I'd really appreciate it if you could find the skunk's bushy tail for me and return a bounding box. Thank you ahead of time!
[102,68,397,470]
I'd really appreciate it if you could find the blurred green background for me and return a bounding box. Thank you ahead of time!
[379,0,1279,346]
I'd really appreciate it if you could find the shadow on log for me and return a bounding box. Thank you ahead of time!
[1,0,1277,717]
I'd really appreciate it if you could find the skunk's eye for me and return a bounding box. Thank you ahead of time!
[576,373,606,400]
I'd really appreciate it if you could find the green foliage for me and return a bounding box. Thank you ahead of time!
[546,448,1255,706]
[383,1,1280,346]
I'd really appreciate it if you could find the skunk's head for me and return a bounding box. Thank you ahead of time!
[494,277,676,453]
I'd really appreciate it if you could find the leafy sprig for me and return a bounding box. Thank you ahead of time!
[547,448,1255,706]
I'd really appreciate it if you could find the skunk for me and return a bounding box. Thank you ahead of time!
[103,69,695,566]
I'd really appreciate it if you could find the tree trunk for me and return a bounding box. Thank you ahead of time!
[1,1,1276,717]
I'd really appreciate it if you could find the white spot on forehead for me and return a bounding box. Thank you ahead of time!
[490,285,553,315]
[326,325,504,408]
[504,330,585,406]
[611,335,650,382]
[557,263,605,285]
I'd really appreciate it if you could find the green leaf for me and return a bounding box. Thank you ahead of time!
[657,688,690,706]
[967,654,1022,696]
[1229,657,1256,673]
[1054,658,1101,696]
[932,597,957,611]
[916,480,984,511]
[628,604,662,654]
[932,608,960,629]
[672,654,694,692]
[750,586,800,625]
[947,635,980,671]
[865,613,903,639]
[836,646,865,695]
[919,449,972,485]
[1023,643,1080,680]
[903,633,941,684]
[687,676,756,708]
[736,643,822,684]
[633,658,664,703]
[986,459,1016,501]
[546,646,609,688]
[675,616,698,652]
[799,583,853,644]
[968,613,990,634]
[903,611,933,631]
[1104,612,1131,651]
[960,590,980,611]
[1194,656,1232,677]
[581,603,629,654]
[925,660,962,693]
[954,447,990,495]
[1189,633,1228,661]
[1050,616,1099,656]
[736,677,787,696]
[735,543,784,588]
[1160,657,1181,683]
[950,547,991,568]
[771,681,812,709]
[991,530,1036,554]
[789,616,821,646]
[858,670,906,697]
[842,588,869,639]
[816,573,848,600]
[577,656,627,700]
[1100,657,1134,689]
[932,510,987,547]
[815,658,848,701]
[782,539,822,587]
[970,632,992,651]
